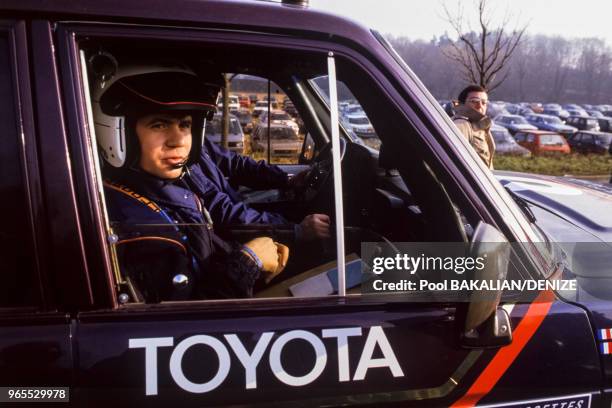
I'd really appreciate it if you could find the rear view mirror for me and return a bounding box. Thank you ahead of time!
[462,222,512,348]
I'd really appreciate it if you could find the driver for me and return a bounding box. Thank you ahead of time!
[93,62,289,302]
[199,136,331,241]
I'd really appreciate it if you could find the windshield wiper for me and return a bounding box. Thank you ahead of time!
[504,186,536,223]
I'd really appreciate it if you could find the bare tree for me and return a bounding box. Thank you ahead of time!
[441,0,528,93]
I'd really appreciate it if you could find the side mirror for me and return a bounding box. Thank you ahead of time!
[462,222,512,348]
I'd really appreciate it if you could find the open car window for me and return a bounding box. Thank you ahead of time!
[77,31,521,306]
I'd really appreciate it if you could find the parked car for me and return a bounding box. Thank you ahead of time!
[494,114,538,135]
[504,103,521,115]
[259,110,300,134]
[234,108,254,133]
[252,100,272,117]
[542,107,570,120]
[251,123,302,159]
[565,116,600,132]
[204,113,245,154]
[486,102,508,118]
[562,103,583,111]
[216,94,240,112]
[344,113,377,138]
[586,110,604,118]
[283,98,298,116]
[566,109,588,117]
[514,130,571,155]
[598,117,612,132]
[1,1,611,407]
[525,113,578,138]
[238,94,250,108]
[567,131,612,154]
[490,125,531,156]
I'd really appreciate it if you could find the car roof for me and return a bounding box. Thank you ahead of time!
[576,130,609,135]
[0,0,375,45]
[517,130,559,135]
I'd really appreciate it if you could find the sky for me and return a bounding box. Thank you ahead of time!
[308,0,612,45]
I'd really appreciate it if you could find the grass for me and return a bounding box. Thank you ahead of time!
[494,154,611,176]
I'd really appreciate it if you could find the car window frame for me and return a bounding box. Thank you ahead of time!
[56,21,552,311]
[0,20,46,312]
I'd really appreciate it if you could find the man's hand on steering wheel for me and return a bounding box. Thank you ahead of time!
[297,214,331,241]
[287,169,309,190]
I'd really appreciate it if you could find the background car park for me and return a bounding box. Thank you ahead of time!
[204,113,246,154]
[598,117,612,132]
[565,115,600,131]
[514,130,571,155]
[494,114,538,135]
[525,113,577,138]
[251,123,302,160]
[567,131,612,154]
[490,124,531,156]
[258,110,300,135]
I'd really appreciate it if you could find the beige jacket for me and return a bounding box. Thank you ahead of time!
[452,105,496,169]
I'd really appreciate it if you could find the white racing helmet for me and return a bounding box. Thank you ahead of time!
[90,53,220,169]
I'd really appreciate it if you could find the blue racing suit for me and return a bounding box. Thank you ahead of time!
[104,166,263,302]
[197,139,292,226]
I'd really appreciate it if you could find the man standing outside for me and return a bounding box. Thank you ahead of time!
[452,85,495,169]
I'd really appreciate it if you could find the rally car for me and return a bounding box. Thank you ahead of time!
[0,0,611,407]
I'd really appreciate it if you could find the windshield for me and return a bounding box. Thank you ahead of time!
[539,134,565,145]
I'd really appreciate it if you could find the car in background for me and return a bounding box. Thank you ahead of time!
[216,94,240,112]
[283,98,298,116]
[204,113,245,154]
[252,100,272,117]
[234,108,254,133]
[565,116,600,132]
[516,106,534,116]
[238,95,250,108]
[251,123,301,159]
[562,103,584,112]
[598,117,612,132]
[525,113,577,138]
[259,110,300,134]
[566,109,589,117]
[586,110,604,118]
[542,107,570,120]
[345,113,376,138]
[514,130,571,155]
[343,104,365,116]
[494,114,538,135]
[567,131,612,154]
[504,103,521,115]
[486,102,508,118]
[490,125,531,156]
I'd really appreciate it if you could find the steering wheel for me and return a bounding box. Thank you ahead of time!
[302,137,347,193]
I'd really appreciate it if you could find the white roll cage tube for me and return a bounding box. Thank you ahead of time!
[327,52,346,296]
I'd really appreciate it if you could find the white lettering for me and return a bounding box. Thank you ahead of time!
[169,335,230,393]
[353,326,404,381]
[322,327,362,381]
[128,337,173,396]
[225,332,274,389]
[269,330,327,386]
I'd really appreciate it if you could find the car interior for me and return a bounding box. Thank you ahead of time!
[82,37,473,302]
